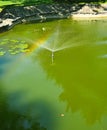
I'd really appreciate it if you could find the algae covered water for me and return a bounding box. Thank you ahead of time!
[0,19,107,130]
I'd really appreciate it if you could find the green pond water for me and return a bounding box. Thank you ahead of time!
[0,19,107,130]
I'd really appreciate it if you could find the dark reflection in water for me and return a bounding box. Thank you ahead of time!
[0,81,57,130]
[0,57,8,77]
[35,45,107,125]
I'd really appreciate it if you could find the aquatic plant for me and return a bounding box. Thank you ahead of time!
[0,39,30,56]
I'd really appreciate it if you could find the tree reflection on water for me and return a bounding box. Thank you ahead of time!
[0,82,47,130]
[35,45,107,124]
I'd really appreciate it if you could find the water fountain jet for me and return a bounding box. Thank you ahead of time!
[51,51,54,64]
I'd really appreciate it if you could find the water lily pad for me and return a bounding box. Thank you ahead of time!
[0,51,6,56]
[10,45,18,49]
[10,39,18,43]
[0,41,7,45]
[21,49,30,52]
[10,52,17,55]
[21,41,26,44]
[14,50,20,54]
[18,44,28,49]
[3,39,8,41]
[8,49,13,52]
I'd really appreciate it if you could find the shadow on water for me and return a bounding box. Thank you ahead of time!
[0,56,10,77]
[0,81,56,130]
[35,43,107,125]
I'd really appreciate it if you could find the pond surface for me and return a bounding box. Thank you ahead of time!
[0,19,107,130]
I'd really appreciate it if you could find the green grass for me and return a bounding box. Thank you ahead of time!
[0,1,16,6]
[22,0,53,5]
[0,0,53,11]
[0,1,22,7]
[0,0,21,11]
[0,1,13,11]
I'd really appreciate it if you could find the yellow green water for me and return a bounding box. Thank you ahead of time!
[0,19,107,130]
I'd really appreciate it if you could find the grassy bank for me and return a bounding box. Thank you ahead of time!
[0,1,21,6]
[0,0,53,11]
[0,1,21,12]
